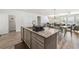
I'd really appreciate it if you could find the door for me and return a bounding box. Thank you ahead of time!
[8,15,16,32]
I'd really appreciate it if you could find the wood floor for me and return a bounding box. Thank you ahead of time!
[0,31,79,49]
[57,31,79,49]
[0,32,22,49]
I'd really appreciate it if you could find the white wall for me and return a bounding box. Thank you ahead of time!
[0,10,41,34]
[22,14,49,28]
[21,13,37,27]
[7,10,40,32]
[0,13,8,34]
[0,10,49,34]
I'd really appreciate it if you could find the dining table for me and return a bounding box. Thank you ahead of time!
[60,26,70,36]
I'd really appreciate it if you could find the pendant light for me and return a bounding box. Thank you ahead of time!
[54,9,56,19]
[54,9,56,23]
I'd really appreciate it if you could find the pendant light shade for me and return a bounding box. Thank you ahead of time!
[54,9,56,19]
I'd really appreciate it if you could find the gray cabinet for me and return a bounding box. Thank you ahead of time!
[21,27,24,40]
[21,27,58,49]
[31,32,57,49]
[23,28,31,48]
[31,33,44,49]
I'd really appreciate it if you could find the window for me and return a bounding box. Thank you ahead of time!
[75,15,79,25]
[67,15,75,25]
[56,16,66,24]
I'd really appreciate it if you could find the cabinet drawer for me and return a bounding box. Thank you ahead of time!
[32,37,44,49]
[32,33,44,44]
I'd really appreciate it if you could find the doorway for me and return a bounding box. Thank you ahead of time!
[8,15,16,32]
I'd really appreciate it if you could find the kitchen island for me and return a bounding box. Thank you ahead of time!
[21,27,59,49]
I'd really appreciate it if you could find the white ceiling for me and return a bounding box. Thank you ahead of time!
[21,9,79,15]
[0,9,79,16]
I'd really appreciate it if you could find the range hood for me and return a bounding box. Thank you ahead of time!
[32,16,44,32]
[37,16,41,26]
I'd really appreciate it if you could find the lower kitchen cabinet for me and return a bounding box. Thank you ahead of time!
[21,27,59,49]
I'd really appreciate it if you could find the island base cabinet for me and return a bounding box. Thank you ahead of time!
[31,39,44,49]
[44,33,57,49]
[23,29,31,48]
[31,33,57,49]
[31,33,44,49]
[21,27,24,40]
[21,27,58,49]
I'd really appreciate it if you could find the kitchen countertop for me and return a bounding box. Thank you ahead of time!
[23,27,59,38]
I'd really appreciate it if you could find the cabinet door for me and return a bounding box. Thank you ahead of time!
[32,37,44,49]
[21,27,24,40]
[31,33,44,49]
[24,29,31,48]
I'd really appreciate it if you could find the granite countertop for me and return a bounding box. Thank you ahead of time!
[23,27,59,38]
